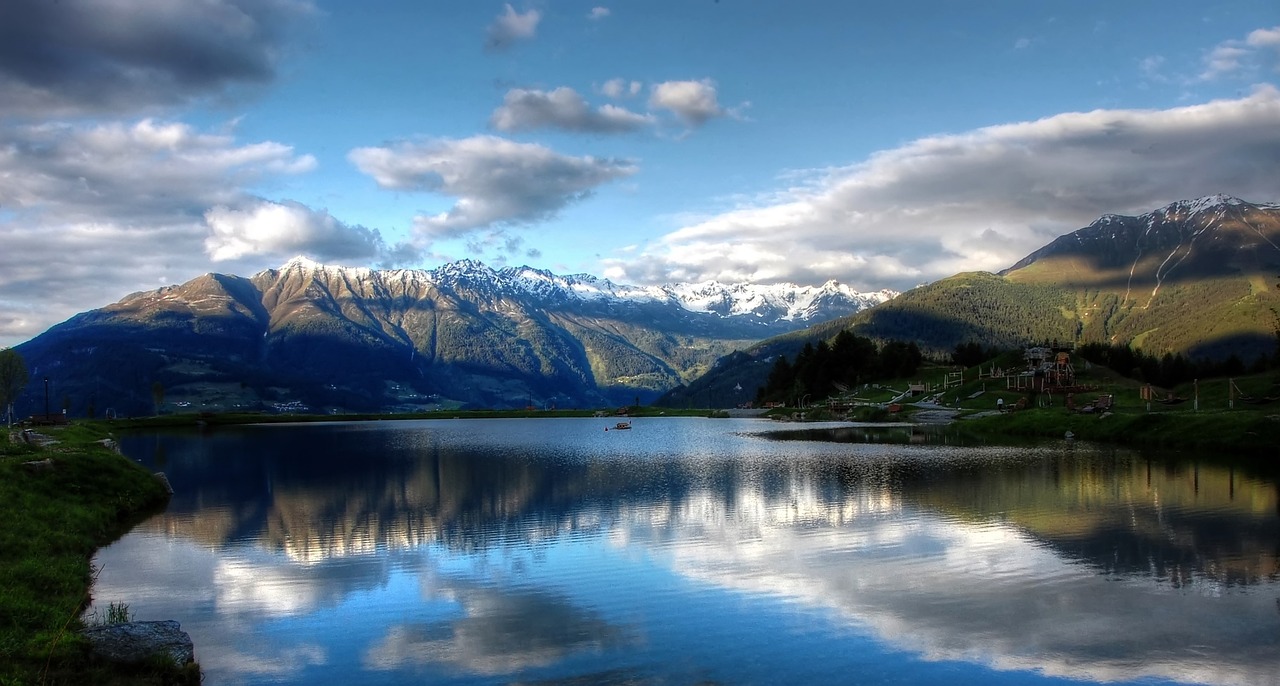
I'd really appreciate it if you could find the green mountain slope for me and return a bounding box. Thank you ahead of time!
[666,196,1280,406]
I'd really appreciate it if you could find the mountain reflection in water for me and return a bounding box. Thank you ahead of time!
[91,418,1280,686]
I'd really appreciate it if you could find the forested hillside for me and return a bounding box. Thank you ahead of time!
[665,197,1280,407]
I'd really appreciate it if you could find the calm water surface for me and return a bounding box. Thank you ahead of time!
[90,418,1280,685]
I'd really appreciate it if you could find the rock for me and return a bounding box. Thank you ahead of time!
[22,458,54,471]
[153,471,174,494]
[20,429,58,447]
[82,620,194,666]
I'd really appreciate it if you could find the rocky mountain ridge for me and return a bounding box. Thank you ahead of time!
[264,256,896,324]
[15,259,893,414]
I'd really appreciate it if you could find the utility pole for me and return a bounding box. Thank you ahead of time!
[44,377,50,421]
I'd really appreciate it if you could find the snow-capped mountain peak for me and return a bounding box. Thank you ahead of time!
[267,257,897,325]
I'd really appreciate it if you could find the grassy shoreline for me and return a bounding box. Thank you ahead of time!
[0,424,196,685]
[952,405,1280,461]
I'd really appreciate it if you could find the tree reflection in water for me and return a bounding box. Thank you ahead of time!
[90,418,1279,686]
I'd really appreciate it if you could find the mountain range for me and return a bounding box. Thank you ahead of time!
[15,195,1279,414]
[662,195,1280,407]
[13,258,893,415]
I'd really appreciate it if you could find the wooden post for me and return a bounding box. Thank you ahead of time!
[1193,378,1199,412]
[1229,378,1234,410]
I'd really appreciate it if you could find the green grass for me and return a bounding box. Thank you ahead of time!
[0,425,195,685]
[903,361,1280,458]
[759,358,1280,458]
[955,405,1280,459]
[85,602,134,626]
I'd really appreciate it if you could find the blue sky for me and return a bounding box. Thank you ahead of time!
[1,0,1278,346]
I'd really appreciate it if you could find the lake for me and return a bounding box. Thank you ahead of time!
[89,417,1280,686]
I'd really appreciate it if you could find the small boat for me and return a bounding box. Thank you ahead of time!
[607,421,632,431]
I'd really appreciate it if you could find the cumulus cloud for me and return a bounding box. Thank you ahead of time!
[588,7,611,21]
[1249,26,1280,49]
[0,119,398,345]
[485,4,541,51]
[649,79,725,127]
[603,86,1280,292]
[490,87,653,133]
[204,199,405,264]
[0,0,314,117]
[348,135,637,240]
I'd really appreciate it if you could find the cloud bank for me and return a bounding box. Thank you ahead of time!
[0,119,403,344]
[604,86,1280,291]
[349,135,637,240]
[0,0,314,117]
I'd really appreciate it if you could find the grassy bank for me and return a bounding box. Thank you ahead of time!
[954,405,1280,458]
[0,424,195,685]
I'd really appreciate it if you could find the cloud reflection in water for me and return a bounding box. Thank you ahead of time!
[96,419,1279,685]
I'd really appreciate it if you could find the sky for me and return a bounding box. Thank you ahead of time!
[1,0,1279,347]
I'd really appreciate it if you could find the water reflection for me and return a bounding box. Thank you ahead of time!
[364,575,634,676]
[92,418,1280,685]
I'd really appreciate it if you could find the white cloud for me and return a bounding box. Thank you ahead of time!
[489,87,653,133]
[1014,37,1032,50]
[1201,45,1252,80]
[348,135,637,240]
[204,200,399,263]
[1248,26,1280,49]
[649,79,725,127]
[485,4,541,51]
[0,0,315,117]
[1200,24,1280,80]
[603,86,1280,292]
[0,119,314,221]
[588,7,611,21]
[601,78,643,99]
[0,119,395,345]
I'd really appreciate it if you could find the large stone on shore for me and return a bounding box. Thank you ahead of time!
[82,620,194,665]
[153,471,174,494]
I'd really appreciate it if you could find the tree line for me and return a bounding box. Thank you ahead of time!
[755,331,923,405]
[1076,342,1277,389]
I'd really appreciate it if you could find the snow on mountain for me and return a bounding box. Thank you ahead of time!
[1076,195,1279,242]
[272,257,897,325]
[663,279,895,321]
